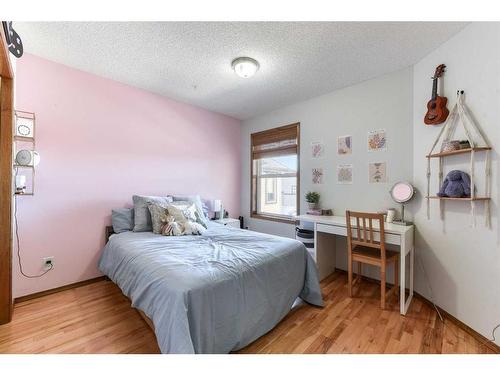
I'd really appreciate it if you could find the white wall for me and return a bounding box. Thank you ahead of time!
[241,67,414,276]
[412,23,500,344]
[241,22,500,344]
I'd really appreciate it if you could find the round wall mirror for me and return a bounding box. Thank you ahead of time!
[390,182,414,203]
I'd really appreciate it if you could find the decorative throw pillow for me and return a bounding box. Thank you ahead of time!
[172,195,209,228]
[160,203,206,236]
[147,203,171,234]
[132,195,173,232]
[170,199,207,228]
[166,202,197,223]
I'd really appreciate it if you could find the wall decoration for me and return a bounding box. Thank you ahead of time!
[2,21,24,58]
[424,64,449,125]
[337,164,353,184]
[369,162,387,183]
[368,129,387,151]
[337,135,352,155]
[312,168,323,184]
[311,141,324,158]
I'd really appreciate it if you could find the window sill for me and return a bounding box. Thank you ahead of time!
[250,213,297,225]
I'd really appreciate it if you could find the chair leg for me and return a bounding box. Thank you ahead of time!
[357,262,362,278]
[380,267,386,309]
[348,255,353,297]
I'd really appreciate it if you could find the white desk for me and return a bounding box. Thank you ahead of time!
[297,214,414,315]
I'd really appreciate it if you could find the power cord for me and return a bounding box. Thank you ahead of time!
[416,253,443,322]
[13,179,53,278]
[491,323,500,343]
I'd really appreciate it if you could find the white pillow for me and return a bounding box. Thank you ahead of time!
[160,203,206,236]
[172,195,209,227]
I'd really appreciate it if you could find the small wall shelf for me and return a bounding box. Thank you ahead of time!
[426,147,491,159]
[13,135,35,142]
[425,91,492,227]
[13,110,37,196]
[426,196,490,201]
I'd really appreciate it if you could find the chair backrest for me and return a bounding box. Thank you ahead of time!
[346,211,386,259]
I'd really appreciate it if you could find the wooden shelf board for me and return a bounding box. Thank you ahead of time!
[427,196,490,201]
[13,164,34,169]
[426,147,491,158]
[13,136,35,142]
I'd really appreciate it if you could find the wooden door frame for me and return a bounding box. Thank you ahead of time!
[0,25,14,324]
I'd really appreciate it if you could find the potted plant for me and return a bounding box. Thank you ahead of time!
[305,191,320,210]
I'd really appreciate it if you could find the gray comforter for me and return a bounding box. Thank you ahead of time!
[98,222,323,353]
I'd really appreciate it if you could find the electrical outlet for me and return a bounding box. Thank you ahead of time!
[42,256,54,271]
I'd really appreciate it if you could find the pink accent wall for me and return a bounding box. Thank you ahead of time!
[14,53,241,298]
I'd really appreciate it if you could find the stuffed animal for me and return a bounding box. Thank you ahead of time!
[160,211,206,236]
[161,214,183,236]
[437,170,472,198]
[182,221,207,235]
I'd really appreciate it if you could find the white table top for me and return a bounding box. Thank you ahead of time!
[296,214,413,235]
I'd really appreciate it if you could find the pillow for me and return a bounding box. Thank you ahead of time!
[167,202,198,223]
[148,203,170,234]
[160,203,206,236]
[111,208,134,233]
[132,195,173,232]
[171,200,207,228]
[201,199,210,219]
[172,195,209,227]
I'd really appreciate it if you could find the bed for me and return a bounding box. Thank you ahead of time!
[98,221,323,353]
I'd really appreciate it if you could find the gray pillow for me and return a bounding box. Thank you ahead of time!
[132,195,173,232]
[172,195,209,227]
[111,208,134,233]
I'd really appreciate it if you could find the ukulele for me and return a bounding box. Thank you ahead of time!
[424,64,449,125]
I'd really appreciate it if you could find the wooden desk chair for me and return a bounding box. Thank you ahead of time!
[346,211,399,309]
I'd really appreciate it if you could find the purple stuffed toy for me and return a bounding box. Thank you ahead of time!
[437,170,472,198]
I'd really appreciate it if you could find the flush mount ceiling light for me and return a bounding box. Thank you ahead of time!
[231,57,260,78]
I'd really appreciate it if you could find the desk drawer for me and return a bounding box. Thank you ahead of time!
[316,223,400,245]
[317,223,346,236]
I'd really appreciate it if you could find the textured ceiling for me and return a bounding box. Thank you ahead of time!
[15,22,467,120]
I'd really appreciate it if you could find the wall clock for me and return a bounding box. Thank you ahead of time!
[15,116,34,138]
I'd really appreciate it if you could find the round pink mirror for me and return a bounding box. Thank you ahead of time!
[390,182,414,203]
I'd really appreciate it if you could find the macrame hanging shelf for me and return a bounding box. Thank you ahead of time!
[426,90,492,227]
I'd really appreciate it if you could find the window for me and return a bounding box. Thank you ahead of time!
[251,123,300,222]
[265,178,277,204]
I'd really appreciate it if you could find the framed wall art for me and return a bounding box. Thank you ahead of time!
[369,162,387,183]
[311,141,324,158]
[337,164,353,184]
[337,135,352,155]
[367,129,387,152]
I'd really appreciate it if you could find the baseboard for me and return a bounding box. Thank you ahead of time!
[14,276,108,304]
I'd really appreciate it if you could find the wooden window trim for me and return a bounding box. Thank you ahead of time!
[250,123,300,224]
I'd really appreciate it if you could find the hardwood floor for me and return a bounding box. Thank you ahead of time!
[0,280,160,354]
[0,272,495,354]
